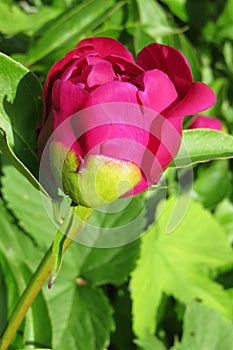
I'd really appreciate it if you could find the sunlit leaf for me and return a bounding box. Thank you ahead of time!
[175,301,233,350]
[130,197,233,338]
[172,129,233,167]
[0,53,43,189]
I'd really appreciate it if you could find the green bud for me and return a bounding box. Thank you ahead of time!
[50,142,142,208]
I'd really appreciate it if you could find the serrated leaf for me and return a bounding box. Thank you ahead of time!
[2,164,56,249]
[47,284,114,350]
[76,193,147,248]
[27,0,116,65]
[135,335,167,350]
[0,199,42,268]
[0,200,52,348]
[215,199,233,244]
[0,52,43,189]
[177,301,233,350]
[77,239,140,286]
[172,129,233,167]
[130,198,233,338]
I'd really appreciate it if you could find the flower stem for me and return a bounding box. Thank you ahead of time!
[0,205,92,350]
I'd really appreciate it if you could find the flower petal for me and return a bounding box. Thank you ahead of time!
[90,81,139,104]
[166,82,217,119]
[83,60,115,88]
[52,79,89,126]
[136,43,193,97]
[76,37,135,62]
[138,69,178,113]
[188,115,223,131]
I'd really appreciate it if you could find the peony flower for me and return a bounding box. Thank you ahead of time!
[37,37,216,207]
[188,115,223,131]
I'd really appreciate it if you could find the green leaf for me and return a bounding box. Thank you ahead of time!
[76,239,140,286]
[0,52,43,189]
[159,0,188,22]
[78,193,147,248]
[130,197,233,338]
[0,200,52,348]
[38,0,126,68]
[172,129,233,167]
[135,335,167,350]
[177,301,233,350]
[215,199,233,244]
[135,0,182,39]
[216,0,233,40]
[193,161,232,208]
[27,0,116,65]
[1,164,56,249]
[0,199,42,268]
[46,284,114,350]
[0,254,18,335]
[0,1,61,36]
[0,130,45,193]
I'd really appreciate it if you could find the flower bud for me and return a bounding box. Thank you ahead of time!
[50,141,142,207]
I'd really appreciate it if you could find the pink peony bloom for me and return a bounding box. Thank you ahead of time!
[37,37,216,206]
[188,115,223,131]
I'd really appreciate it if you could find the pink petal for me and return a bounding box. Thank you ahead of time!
[188,115,223,131]
[154,116,183,172]
[51,79,89,126]
[90,81,139,104]
[166,82,217,119]
[76,37,135,62]
[105,56,144,76]
[43,48,82,115]
[83,60,115,88]
[137,69,178,113]
[136,43,193,97]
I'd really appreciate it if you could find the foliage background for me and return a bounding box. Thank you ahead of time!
[0,0,233,349]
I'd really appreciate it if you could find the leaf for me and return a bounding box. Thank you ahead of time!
[172,129,233,167]
[0,200,52,348]
[27,0,116,65]
[46,284,114,350]
[0,199,42,268]
[130,197,233,338]
[177,301,233,350]
[159,0,188,22]
[193,161,232,208]
[76,239,140,286]
[0,254,18,335]
[135,0,182,39]
[0,52,42,188]
[215,199,233,244]
[0,130,45,193]
[1,164,56,249]
[135,335,167,350]
[77,193,147,248]
[0,1,61,36]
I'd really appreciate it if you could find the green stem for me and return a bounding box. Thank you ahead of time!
[0,205,92,350]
